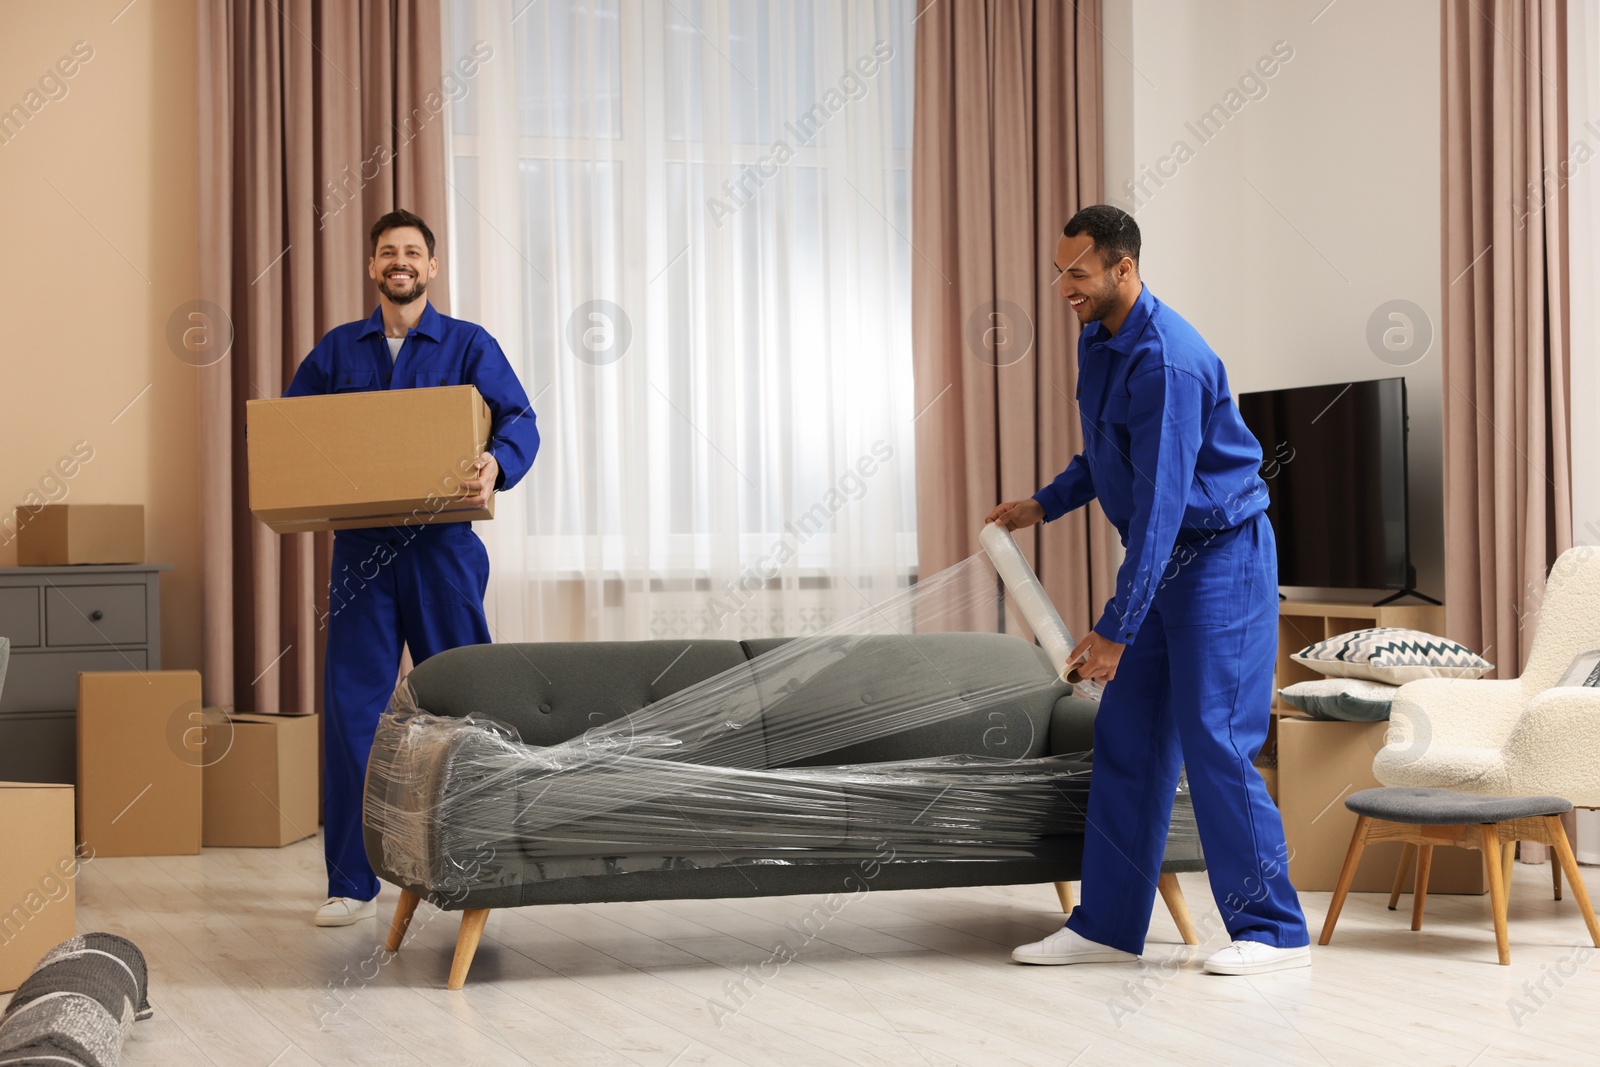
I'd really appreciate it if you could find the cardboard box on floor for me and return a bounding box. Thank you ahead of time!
[246,385,495,534]
[202,711,318,847]
[77,670,203,857]
[0,781,78,993]
[15,504,145,565]
[1277,715,1488,895]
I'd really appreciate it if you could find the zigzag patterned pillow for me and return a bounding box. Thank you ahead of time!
[1290,627,1493,684]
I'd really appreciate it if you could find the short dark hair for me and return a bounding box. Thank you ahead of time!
[1063,205,1140,269]
[370,209,436,257]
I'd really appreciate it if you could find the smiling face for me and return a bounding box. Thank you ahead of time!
[1055,232,1136,328]
[368,226,438,306]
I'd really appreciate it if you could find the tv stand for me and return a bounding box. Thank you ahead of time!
[1371,564,1440,607]
[1372,587,1442,607]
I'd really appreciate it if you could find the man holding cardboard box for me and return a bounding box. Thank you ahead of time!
[284,210,539,927]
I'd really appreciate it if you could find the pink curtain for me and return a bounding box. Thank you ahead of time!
[197,0,449,713]
[1441,0,1572,676]
[910,0,1113,642]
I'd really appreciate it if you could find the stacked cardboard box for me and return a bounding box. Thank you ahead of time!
[0,782,79,992]
[15,504,144,565]
[1276,715,1487,895]
[203,712,318,847]
[77,671,203,857]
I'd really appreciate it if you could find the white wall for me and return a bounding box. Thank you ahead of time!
[1103,0,1444,599]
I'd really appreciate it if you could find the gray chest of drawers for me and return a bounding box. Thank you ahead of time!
[0,564,170,783]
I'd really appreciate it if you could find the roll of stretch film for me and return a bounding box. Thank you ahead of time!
[978,523,1103,700]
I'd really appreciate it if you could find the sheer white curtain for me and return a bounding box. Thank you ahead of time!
[443,0,918,643]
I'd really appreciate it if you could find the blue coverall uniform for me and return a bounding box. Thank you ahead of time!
[286,302,539,901]
[1033,285,1308,953]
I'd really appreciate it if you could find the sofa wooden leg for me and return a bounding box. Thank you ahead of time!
[1053,881,1074,915]
[1319,815,1371,946]
[447,909,491,990]
[385,889,422,953]
[1553,847,1564,901]
[1158,872,1199,946]
[1388,842,1415,910]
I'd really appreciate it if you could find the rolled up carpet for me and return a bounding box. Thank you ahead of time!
[0,933,150,1067]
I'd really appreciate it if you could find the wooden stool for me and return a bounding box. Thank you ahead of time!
[1318,787,1600,965]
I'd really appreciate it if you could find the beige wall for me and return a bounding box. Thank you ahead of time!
[0,1,201,670]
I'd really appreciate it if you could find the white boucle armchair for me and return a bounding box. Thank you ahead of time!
[1374,545,1600,806]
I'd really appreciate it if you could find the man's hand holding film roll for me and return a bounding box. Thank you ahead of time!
[1066,631,1125,684]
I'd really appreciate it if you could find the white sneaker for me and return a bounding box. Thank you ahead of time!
[314,896,376,927]
[1202,940,1311,975]
[1012,926,1138,965]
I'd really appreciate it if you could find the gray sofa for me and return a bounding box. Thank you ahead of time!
[367,632,1205,988]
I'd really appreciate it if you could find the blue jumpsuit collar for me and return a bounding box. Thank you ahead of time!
[1084,283,1155,355]
[356,301,443,342]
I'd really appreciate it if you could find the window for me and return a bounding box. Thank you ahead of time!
[445,0,916,636]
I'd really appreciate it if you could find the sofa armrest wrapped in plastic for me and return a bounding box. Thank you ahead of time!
[1049,694,1099,756]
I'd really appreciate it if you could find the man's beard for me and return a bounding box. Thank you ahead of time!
[380,272,427,305]
[1082,273,1120,323]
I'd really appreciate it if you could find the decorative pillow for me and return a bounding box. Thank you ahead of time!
[1290,627,1492,684]
[1278,678,1401,722]
[1556,649,1600,688]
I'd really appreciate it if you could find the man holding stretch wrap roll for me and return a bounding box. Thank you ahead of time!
[986,205,1310,975]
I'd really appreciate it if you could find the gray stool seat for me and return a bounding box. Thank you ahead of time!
[1345,786,1572,825]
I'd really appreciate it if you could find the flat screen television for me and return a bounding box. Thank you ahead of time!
[1235,377,1430,604]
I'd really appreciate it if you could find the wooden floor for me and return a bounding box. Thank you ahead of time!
[8,837,1599,1066]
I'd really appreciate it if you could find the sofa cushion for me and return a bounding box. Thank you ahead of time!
[510,755,1096,873]
[404,640,751,749]
[760,632,1063,767]
[832,754,1093,854]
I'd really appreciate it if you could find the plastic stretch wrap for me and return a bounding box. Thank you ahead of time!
[365,552,1191,895]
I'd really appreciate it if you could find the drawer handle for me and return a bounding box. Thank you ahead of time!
[89,610,104,622]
